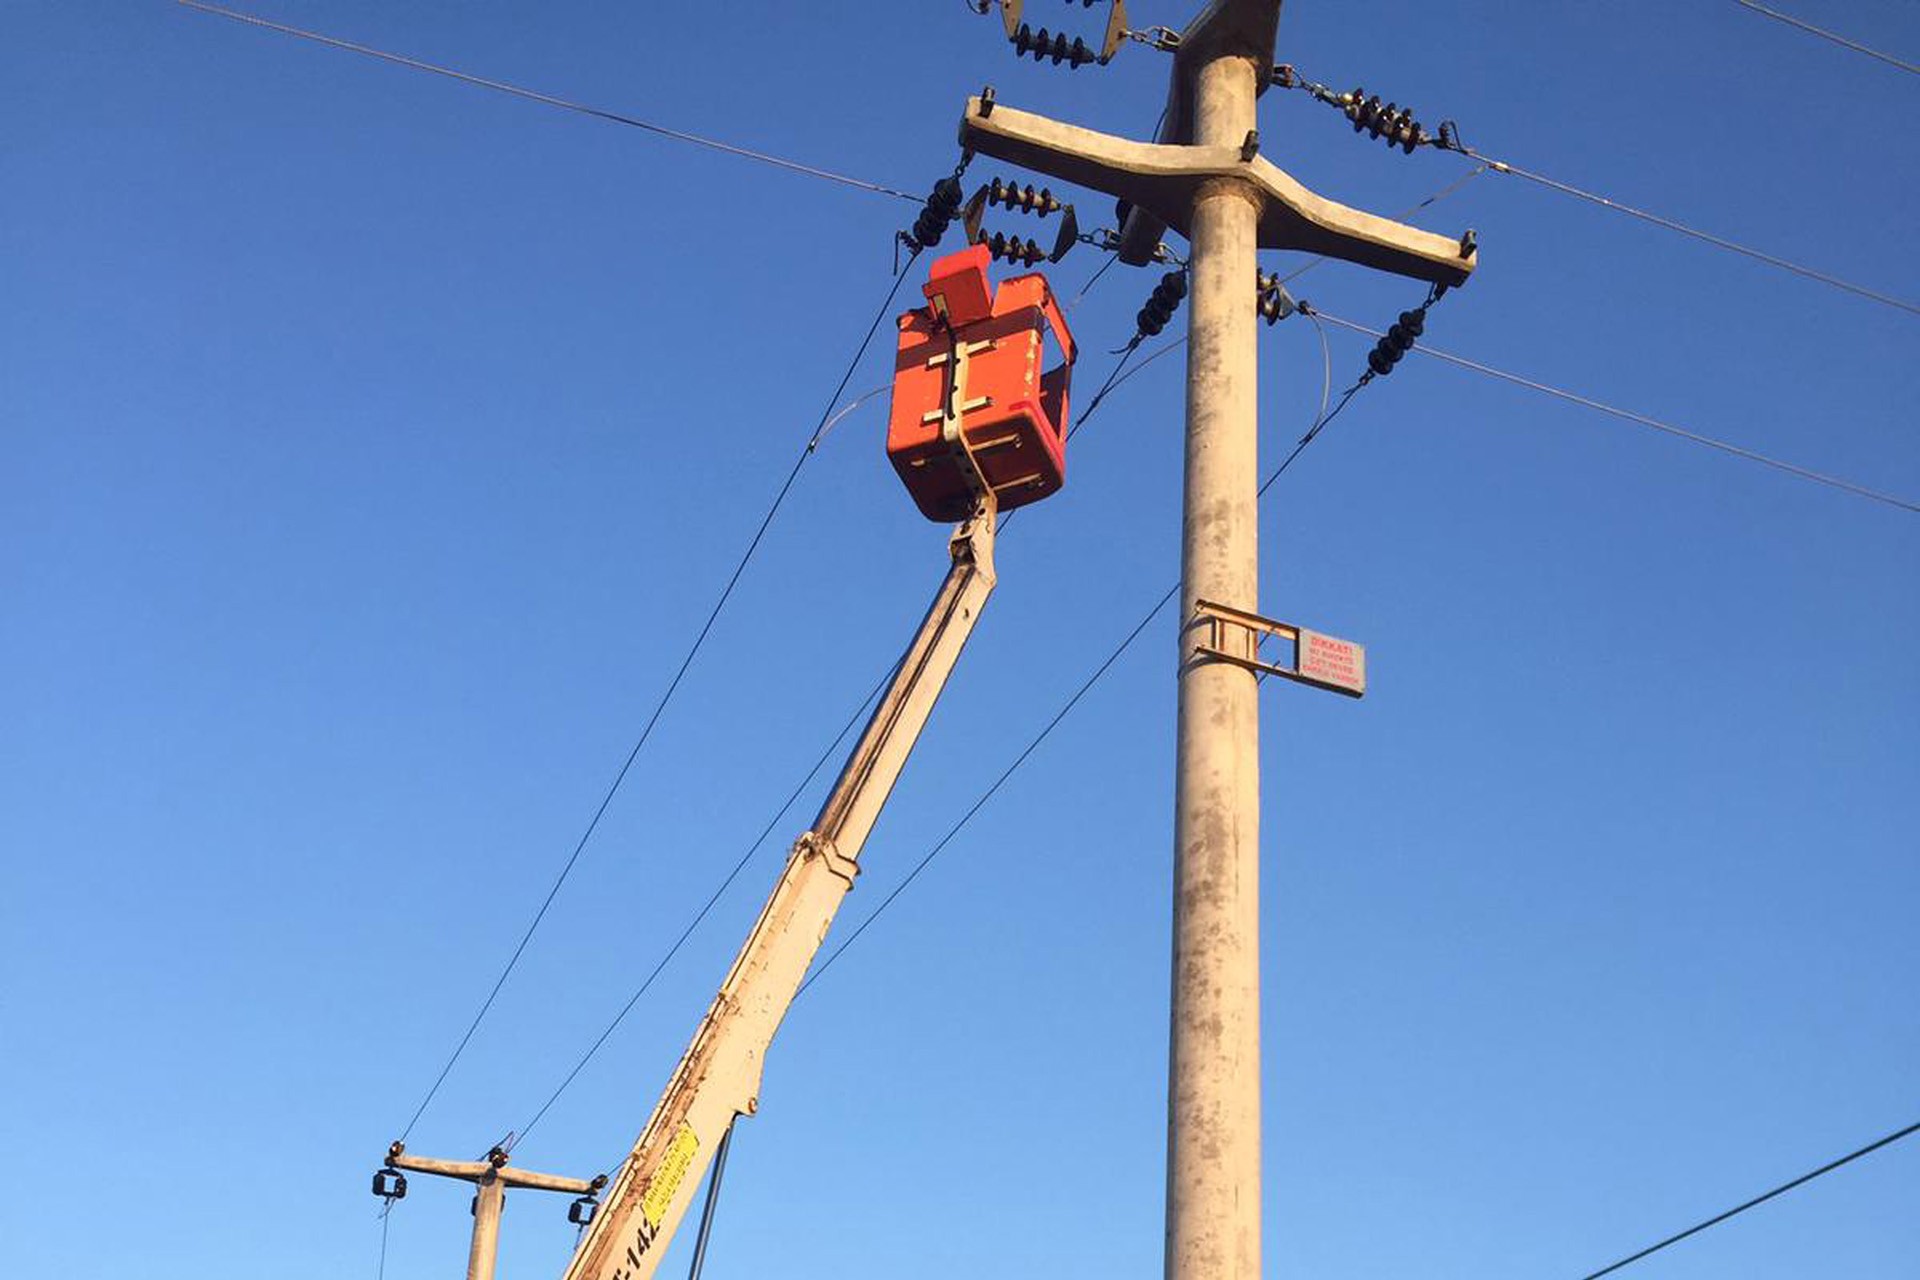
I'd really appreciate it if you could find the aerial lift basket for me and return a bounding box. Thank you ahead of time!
[887,243,1077,522]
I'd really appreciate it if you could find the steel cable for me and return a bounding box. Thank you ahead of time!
[800,333,1362,992]
[1574,1118,1920,1279]
[506,323,1169,1134]
[1731,1,1919,76]
[1306,309,1920,514]
[394,257,923,1142]
[1454,147,1920,318]
[175,1,921,202]
[511,663,896,1144]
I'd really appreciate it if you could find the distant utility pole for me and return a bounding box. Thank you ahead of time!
[963,3,1475,1277]
[376,1141,605,1280]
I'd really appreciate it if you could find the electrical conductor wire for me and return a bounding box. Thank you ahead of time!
[527,323,1187,1107]
[1573,1118,1920,1279]
[801,335,1363,992]
[394,256,923,1142]
[1453,147,1920,317]
[1307,309,1920,513]
[175,1,921,202]
[511,291,1144,1133]
[1731,1,1919,75]
[512,664,896,1142]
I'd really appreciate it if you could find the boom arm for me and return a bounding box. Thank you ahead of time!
[562,509,999,1280]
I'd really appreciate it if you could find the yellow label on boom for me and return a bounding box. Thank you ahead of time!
[639,1123,700,1229]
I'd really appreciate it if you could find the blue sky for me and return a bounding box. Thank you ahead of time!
[3,2,1915,1277]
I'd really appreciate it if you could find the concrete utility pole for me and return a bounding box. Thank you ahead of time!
[961,4,1475,1277]
[381,1142,605,1280]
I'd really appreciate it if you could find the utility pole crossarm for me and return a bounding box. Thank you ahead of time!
[961,98,1476,286]
[388,1151,599,1194]
[381,1144,606,1280]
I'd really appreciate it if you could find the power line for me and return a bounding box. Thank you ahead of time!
[511,318,1170,1132]
[1731,0,1920,76]
[1450,145,1920,318]
[798,581,1176,993]
[512,662,897,1144]
[512,315,1188,1127]
[1275,69,1919,317]
[174,1,920,203]
[1306,308,1920,514]
[1574,1118,1920,1279]
[394,256,923,1142]
[800,329,1364,993]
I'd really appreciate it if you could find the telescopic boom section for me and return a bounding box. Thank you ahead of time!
[562,510,999,1280]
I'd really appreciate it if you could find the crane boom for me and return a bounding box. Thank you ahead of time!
[561,508,999,1280]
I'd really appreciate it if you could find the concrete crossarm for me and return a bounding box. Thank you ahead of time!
[960,97,1477,288]
[389,1152,598,1194]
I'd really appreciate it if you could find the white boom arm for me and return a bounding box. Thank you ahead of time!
[561,510,998,1280]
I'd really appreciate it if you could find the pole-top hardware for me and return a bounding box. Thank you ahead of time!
[1255,270,1296,324]
[567,1178,608,1228]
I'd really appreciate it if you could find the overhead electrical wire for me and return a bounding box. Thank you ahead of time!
[511,664,896,1144]
[1446,145,1920,318]
[394,256,924,1143]
[178,2,1918,1257]
[173,1,921,202]
[1275,68,1920,317]
[800,331,1359,993]
[1573,1118,1920,1279]
[507,322,1175,1135]
[1730,0,1920,76]
[1305,309,1920,514]
[375,1200,393,1280]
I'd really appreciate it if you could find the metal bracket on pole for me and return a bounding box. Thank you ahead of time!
[1189,598,1366,697]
